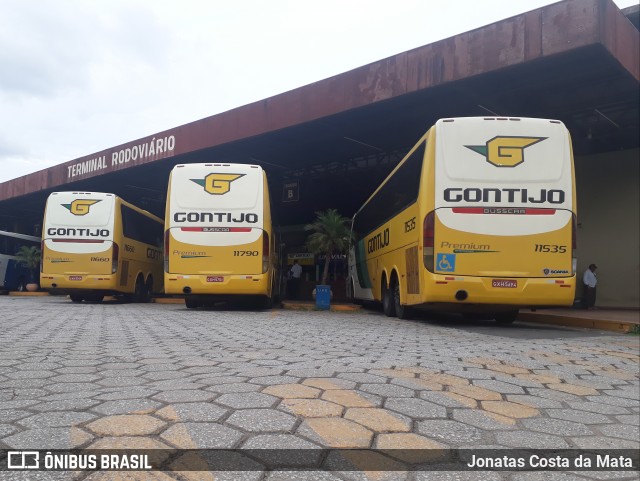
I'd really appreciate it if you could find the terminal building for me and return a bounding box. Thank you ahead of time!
[0,0,638,307]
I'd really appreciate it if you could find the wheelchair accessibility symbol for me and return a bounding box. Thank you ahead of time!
[436,253,456,272]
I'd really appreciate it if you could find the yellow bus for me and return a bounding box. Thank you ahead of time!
[164,163,280,308]
[347,117,577,323]
[41,192,164,303]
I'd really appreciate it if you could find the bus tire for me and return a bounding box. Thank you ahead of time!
[85,294,103,303]
[133,275,146,303]
[145,276,154,303]
[382,280,396,317]
[495,310,518,324]
[70,295,84,303]
[185,297,199,309]
[393,280,412,320]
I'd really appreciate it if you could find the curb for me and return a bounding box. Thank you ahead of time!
[517,312,638,333]
[8,291,50,297]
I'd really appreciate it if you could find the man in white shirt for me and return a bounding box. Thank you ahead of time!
[582,263,598,309]
[289,260,303,299]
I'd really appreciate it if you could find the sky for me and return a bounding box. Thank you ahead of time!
[1,0,637,183]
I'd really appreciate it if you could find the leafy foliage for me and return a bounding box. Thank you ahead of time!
[305,209,352,285]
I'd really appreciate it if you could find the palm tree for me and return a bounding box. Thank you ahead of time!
[305,209,352,285]
[15,245,41,284]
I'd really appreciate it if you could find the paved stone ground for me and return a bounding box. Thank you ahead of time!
[0,296,638,480]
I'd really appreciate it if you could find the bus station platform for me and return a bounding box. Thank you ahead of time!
[280,300,639,334]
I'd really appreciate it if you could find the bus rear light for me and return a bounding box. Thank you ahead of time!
[262,232,270,273]
[571,214,577,275]
[423,211,435,248]
[164,230,169,273]
[111,243,119,274]
[423,211,435,271]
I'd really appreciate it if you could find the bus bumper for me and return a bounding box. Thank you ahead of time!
[164,273,270,296]
[40,274,118,293]
[421,274,576,307]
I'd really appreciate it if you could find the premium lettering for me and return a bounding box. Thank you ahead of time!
[444,188,565,204]
[173,212,259,223]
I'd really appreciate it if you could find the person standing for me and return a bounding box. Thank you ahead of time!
[582,263,598,309]
[289,260,303,299]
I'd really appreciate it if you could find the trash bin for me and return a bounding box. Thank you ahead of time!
[315,285,331,310]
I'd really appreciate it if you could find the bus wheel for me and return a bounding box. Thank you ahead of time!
[382,281,396,317]
[133,275,146,303]
[144,276,154,303]
[495,310,518,325]
[393,280,412,320]
[70,295,84,303]
[185,297,199,309]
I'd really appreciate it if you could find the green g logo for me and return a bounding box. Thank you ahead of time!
[466,136,546,167]
[62,199,101,216]
[191,173,244,195]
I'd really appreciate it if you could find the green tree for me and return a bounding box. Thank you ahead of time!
[15,245,41,284]
[305,209,352,285]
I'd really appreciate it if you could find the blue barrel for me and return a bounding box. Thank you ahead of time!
[315,285,331,310]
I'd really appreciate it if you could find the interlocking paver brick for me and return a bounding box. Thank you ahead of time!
[93,399,163,415]
[161,422,243,449]
[262,383,320,399]
[3,426,93,449]
[359,383,415,398]
[216,392,278,409]
[344,407,411,432]
[321,389,379,408]
[279,398,343,417]
[384,398,447,419]
[156,402,228,422]
[416,419,483,445]
[302,378,357,390]
[151,390,215,403]
[597,424,640,442]
[496,431,570,448]
[480,400,539,419]
[205,382,261,393]
[226,408,297,432]
[18,411,96,428]
[86,414,166,436]
[546,383,599,396]
[299,418,373,448]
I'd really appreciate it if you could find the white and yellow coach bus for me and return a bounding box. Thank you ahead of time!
[164,163,279,309]
[347,117,577,323]
[41,192,164,303]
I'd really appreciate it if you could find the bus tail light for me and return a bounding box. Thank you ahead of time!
[164,230,169,273]
[112,242,119,274]
[571,213,577,275]
[262,232,270,273]
[423,210,435,271]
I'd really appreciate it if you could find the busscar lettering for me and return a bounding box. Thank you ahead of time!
[47,228,110,237]
[173,212,259,223]
[444,188,565,204]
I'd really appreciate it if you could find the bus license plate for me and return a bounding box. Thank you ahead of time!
[206,276,224,282]
[492,279,517,288]
[69,276,82,281]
